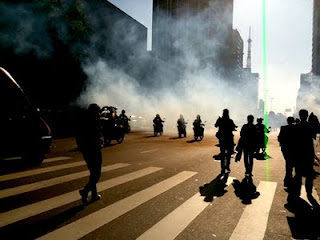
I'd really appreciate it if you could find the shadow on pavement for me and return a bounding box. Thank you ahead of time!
[0,204,85,239]
[285,196,320,239]
[199,173,230,202]
[187,140,200,143]
[0,158,33,175]
[232,177,260,204]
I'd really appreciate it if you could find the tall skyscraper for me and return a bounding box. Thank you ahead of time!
[312,0,320,75]
[152,0,234,68]
[246,27,252,69]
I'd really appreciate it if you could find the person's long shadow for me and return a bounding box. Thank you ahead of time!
[0,204,85,239]
[199,173,230,202]
[232,176,260,204]
[169,137,184,140]
[143,135,158,138]
[285,191,320,239]
[187,139,201,143]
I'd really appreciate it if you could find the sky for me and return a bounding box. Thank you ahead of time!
[109,0,313,114]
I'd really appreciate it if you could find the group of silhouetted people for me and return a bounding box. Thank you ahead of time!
[75,104,320,206]
[278,109,320,204]
[215,109,270,177]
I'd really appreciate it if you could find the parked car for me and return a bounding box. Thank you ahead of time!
[0,67,52,166]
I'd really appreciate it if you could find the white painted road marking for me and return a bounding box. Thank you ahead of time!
[0,163,130,199]
[44,157,71,163]
[137,176,235,240]
[300,186,320,206]
[0,162,86,182]
[38,171,197,240]
[229,181,277,240]
[140,149,159,154]
[0,167,162,227]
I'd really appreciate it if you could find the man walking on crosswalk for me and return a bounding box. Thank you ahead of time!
[76,103,103,204]
[239,115,258,177]
[289,109,316,202]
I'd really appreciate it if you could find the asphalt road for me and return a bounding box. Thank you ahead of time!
[1,130,320,239]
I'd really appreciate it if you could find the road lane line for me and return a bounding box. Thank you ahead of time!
[136,176,235,240]
[140,149,159,154]
[229,181,277,240]
[37,171,197,240]
[300,186,320,206]
[2,157,21,161]
[44,157,71,163]
[0,162,86,182]
[0,163,130,199]
[0,167,162,227]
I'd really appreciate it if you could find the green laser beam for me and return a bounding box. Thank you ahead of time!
[262,0,269,181]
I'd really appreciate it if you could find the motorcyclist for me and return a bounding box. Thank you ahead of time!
[177,114,187,137]
[119,109,130,133]
[153,114,164,134]
[193,115,204,136]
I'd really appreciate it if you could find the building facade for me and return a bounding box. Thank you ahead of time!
[152,0,234,71]
[297,0,320,113]
[312,0,320,75]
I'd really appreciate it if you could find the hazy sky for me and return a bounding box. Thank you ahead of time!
[109,0,313,113]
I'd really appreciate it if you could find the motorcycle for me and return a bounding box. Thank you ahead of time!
[193,122,205,141]
[102,121,124,146]
[101,110,124,146]
[153,119,165,136]
[177,121,188,138]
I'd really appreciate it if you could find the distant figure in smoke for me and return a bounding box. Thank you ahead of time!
[193,114,205,140]
[239,115,258,177]
[278,116,295,188]
[119,109,130,134]
[153,114,164,136]
[76,103,103,204]
[215,109,237,174]
[177,114,187,138]
[289,109,317,201]
[256,118,270,154]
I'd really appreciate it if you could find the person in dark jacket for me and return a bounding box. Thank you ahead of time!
[215,109,237,174]
[77,103,103,204]
[278,116,295,187]
[240,115,258,177]
[256,118,270,154]
[290,109,316,199]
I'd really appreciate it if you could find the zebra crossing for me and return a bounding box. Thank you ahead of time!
[0,155,319,239]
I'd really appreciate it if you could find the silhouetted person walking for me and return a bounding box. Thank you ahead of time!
[278,116,295,187]
[215,109,237,174]
[76,103,103,204]
[256,118,269,154]
[239,115,258,177]
[290,109,315,199]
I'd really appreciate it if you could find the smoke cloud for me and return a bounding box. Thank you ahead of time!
[0,0,259,131]
[77,1,256,131]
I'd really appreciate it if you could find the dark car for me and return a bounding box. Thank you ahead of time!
[0,67,52,166]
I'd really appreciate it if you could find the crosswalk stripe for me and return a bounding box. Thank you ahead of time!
[0,163,130,199]
[37,171,197,240]
[0,167,162,227]
[300,186,320,206]
[0,162,86,182]
[44,157,71,163]
[140,149,159,154]
[229,181,277,240]
[136,176,235,240]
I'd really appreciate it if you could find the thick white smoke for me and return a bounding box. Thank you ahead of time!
[77,1,256,131]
